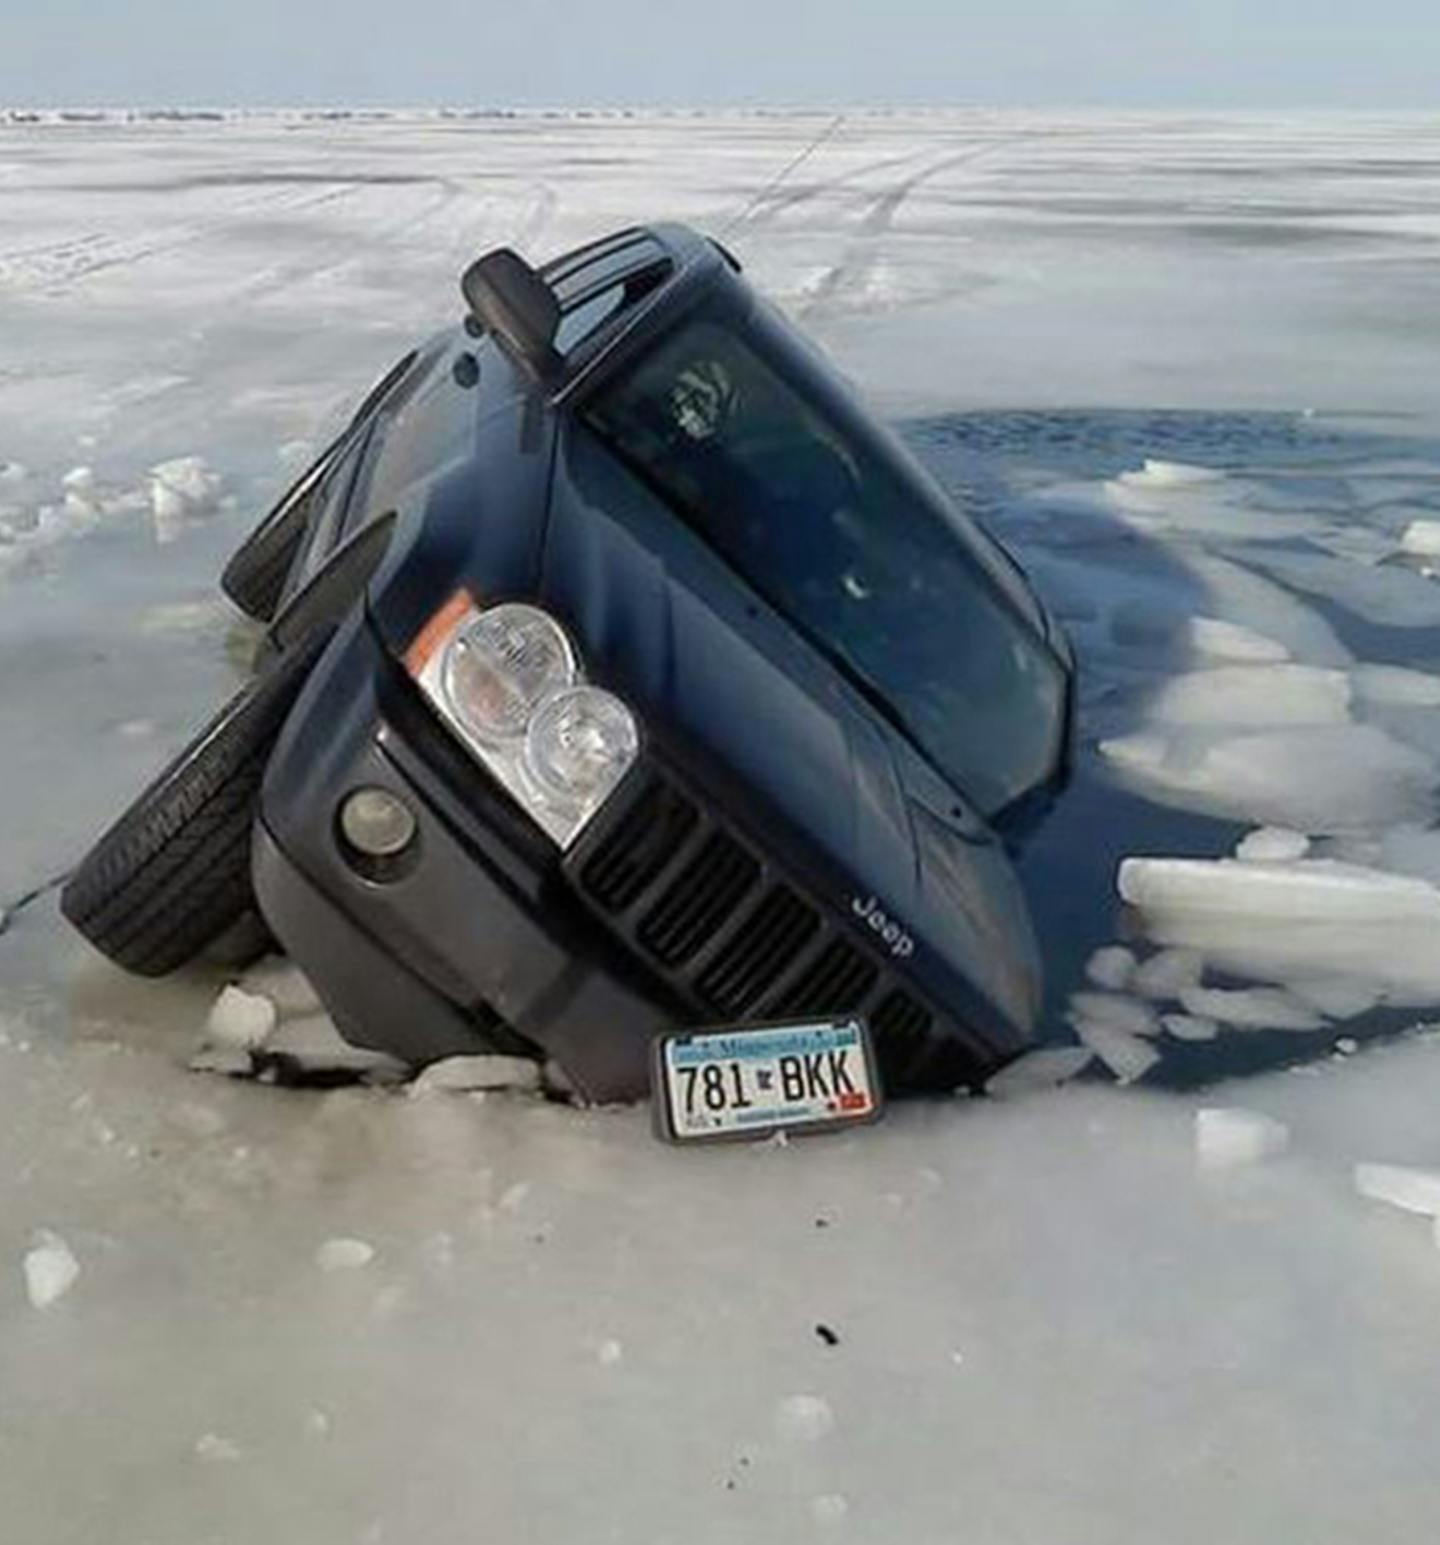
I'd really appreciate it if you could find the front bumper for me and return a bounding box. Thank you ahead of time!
[254,615,687,1102]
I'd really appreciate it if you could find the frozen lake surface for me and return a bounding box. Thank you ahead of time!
[4,109,1440,1543]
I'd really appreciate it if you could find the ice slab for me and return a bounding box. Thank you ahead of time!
[1354,1163,1440,1218]
[1240,547,1440,628]
[1195,1107,1290,1170]
[1350,664,1440,707]
[1187,615,1290,664]
[1122,854,1440,1004]
[1179,985,1325,1032]
[1400,519,1440,557]
[1101,722,1435,832]
[1145,664,1350,728]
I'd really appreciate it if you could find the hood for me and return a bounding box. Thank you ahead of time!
[541,427,1042,1043]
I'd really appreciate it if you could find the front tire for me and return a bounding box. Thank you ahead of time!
[61,637,327,976]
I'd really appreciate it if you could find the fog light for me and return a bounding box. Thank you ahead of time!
[339,787,416,857]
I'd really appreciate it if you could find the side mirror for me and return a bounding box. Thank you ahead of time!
[460,249,561,380]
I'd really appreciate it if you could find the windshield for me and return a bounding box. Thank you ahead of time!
[581,301,1067,815]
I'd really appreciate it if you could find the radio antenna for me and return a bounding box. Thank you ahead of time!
[719,112,846,237]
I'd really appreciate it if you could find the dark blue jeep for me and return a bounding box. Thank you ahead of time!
[63,224,1074,1103]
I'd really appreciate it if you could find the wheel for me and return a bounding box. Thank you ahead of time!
[219,458,327,622]
[60,635,329,977]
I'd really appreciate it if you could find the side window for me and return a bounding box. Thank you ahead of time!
[344,355,477,534]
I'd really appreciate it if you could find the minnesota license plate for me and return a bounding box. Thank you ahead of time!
[652,1017,882,1143]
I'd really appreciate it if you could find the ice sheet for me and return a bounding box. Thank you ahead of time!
[5,109,1440,1545]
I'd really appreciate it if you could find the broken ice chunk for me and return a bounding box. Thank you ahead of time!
[1161,1013,1218,1042]
[983,1046,1094,1097]
[1243,547,1440,628]
[409,1055,542,1095]
[1350,663,1440,707]
[1354,1163,1440,1218]
[315,1237,375,1271]
[1186,615,1290,664]
[205,985,276,1050]
[1131,948,1204,1000]
[149,455,222,544]
[1146,665,1350,728]
[1068,992,1159,1038]
[23,1230,80,1309]
[1195,1107,1289,1170]
[1235,828,1310,864]
[1286,978,1381,1019]
[1101,723,1435,833]
[1179,985,1324,1032]
[1401,519,1440,557]
[1070,1018,1160,1084]
[1085,945,1136,990]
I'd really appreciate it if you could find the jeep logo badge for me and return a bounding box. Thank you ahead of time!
[850,894,915,959]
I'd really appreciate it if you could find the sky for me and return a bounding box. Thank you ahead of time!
[0,0,1436,109]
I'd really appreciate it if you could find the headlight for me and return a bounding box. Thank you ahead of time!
[406,593,639,848]
[522,686,638,817]
[442,604,576,743]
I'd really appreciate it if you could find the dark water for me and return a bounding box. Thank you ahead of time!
[902,408,1440,1086]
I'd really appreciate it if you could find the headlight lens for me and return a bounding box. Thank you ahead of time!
[407,594,638,849]
[522,686,638,816]
[442,604,576,743]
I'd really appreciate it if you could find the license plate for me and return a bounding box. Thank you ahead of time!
[651,1017,882,1143]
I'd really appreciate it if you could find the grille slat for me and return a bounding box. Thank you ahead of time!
[695,886,820,1015]
[767,935,880,1018]
[580,778,699,913]
[869,989,934,1082]
[637,831,759,967]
